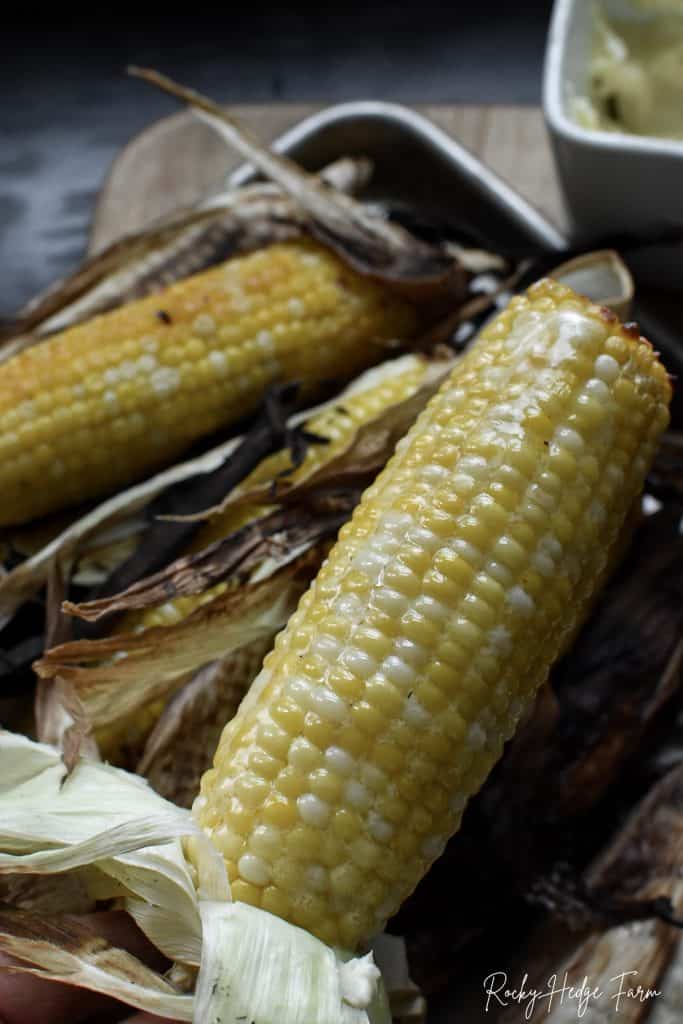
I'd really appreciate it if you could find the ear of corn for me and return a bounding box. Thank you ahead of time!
[193,279,671,951]
[95,355,433,764]
[0,240,417,526]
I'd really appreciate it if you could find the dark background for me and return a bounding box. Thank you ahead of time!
[0,3,551,316]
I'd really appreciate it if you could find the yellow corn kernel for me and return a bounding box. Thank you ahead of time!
[195,280,670,951]
[0,241,417,525]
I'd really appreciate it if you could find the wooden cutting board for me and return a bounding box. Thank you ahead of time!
[90,104,568,253]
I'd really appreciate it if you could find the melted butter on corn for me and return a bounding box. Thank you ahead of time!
[194,280,671,951]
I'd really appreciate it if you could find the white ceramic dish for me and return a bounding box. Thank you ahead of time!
[543,0,683,243]
[230,100,566,253]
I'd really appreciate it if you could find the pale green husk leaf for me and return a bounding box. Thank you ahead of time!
[195,901,392,1024]
[0,732,411,1022]
[0,730,227,962]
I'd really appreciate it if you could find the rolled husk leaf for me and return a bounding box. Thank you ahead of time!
[0,900,394,1024]
[550,249,634,320]
[61,508,343,624]
[371,934,426,1024]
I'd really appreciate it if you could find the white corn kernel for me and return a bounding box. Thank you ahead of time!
[344,780,371,811]
[306,865,329,891]
[297,794,332,827]
[311,687,348,723]
[404,696,430,728]
[324,746,356,776]
[594,354,620,383]
[368,812,394,842]
[382,656,415,689]
[238,853,271,886]
[507,586,535,616]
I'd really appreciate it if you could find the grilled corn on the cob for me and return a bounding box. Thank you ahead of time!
[0,240,417,526]
[194,280,671,950]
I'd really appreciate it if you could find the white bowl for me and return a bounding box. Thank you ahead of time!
[543,0,683,244]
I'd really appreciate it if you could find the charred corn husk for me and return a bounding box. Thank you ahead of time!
[0,240,417,526]
[194,280,671,951]
[96,355,434,763]
[129,354,433,632]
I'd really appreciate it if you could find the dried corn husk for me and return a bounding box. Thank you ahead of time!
[371,934,426,1024]
[551,249,634,320]
[171,357,452,526]
[0,431,247,630]
[0,870,95,916]
[0,907,194,1020]
[129,68,464,305]
[495,766,683,1023]
[35,549,319,733]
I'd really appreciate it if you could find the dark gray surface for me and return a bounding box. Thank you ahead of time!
[0,4,551,317]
